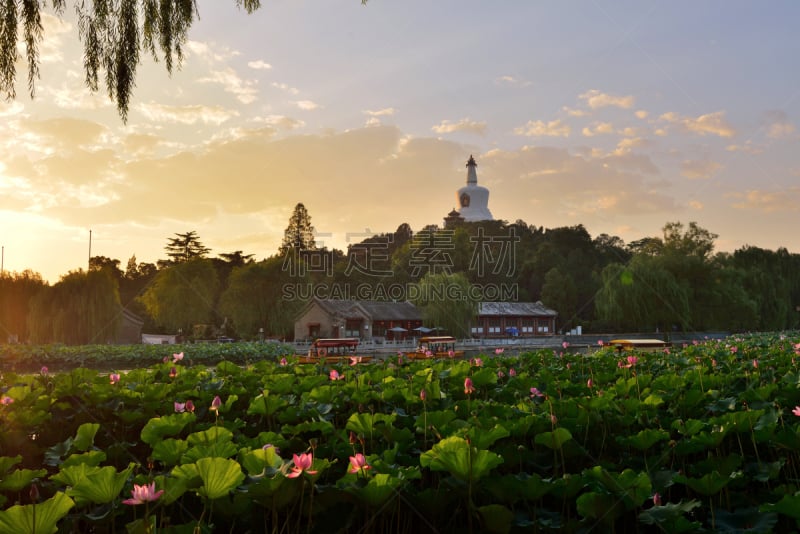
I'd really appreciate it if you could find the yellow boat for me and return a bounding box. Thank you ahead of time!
[609,339,671,353]
[405,336,464,360]
[295,338,373,364]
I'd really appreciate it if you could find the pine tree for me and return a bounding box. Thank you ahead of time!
[163,231,211,265]
[279,203,317,255]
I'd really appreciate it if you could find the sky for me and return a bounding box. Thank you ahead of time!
[0,1,798,283]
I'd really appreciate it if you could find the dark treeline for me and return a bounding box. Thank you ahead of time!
[1,207,799,344]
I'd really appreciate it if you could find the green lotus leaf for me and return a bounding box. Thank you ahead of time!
[674,471,730,496]
[154,474,190,506]
[586,467,652,508]
[414,410,457,434]
[0,468,47,492]
[464,424,510,450]
[240,447,283,476]
[61,450,107,468]
[0,456,22,475]
[420,436,503,482]
[68,463,135,505]
[246,391,287,416]
[576,491,624,523]
[195,457,246,500]
[348,473,404,508]
[73,422,100,452]
[761,493,800,520]
[638,499,702,532]
[0,491,74,534]
[671,418,706,436]
[152,438,189,467]
[715,507,777,532]
[346,412,397,437]
[618,428,670,451]
[281,420,335,436]
[470,367,499,388]
[187,426,234,446]
[483,473,550,504]
[534,428,573,450]
[140,412,196,446]
[477,504,514,534]
[181,441,239,462]
[50,464,100,487]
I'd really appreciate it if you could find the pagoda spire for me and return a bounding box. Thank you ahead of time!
[466,155,478,185]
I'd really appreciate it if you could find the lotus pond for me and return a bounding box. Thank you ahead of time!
[2,333,800,533]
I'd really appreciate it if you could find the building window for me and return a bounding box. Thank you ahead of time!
[488,318,502,334]
[471,326,484,335]
[522,318,534,334]
[345,319,362,338]
[308,323,320,338]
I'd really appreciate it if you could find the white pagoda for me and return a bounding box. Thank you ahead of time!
[456,155,493,222]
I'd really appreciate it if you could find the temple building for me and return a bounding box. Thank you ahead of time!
[454,155,493,222]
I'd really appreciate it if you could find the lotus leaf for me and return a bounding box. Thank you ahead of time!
[534,428,573,450]
[477,504,514,534]
[140,412,196,445]
[638,499,702,532]
[0,491,74,534]
[347,473,404,507]
[67,463,135,505]
[419,436,503,482]
[0,468,47,492]
[152,438,189,466]
[195,457,246,500]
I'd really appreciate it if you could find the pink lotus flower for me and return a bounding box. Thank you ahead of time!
[566,362,571,369]
[597,340,604,347]
[173,352,184,363]
[122,482,164,505]
[109,373,120,385]
[329,369,344,381]
[350,356,362,365]
[185,400,195,413]
[279,357,288,366]
[497,370,505,379]
[263,443,280,454]
[793,406,800,417]
[348,453,371,474]
[1,396,13,405]
[169,367,177,378]
[530,387,544,398]
[210,395,222,412]
[495,348,504,355]
[420,389,426,401]
[40,366,48,375]
[587,378,593,388]
[627,356,638,367]
[174,401,186,413]
[448,350,455,358]
[730,346,738,354]
[753,359,759,369]
[472,358,483,367]
[464,377,475,395]
[508,368,516,377]
[562,341,570,349]
[653,492,662,506]
[287,453,318,478]
[425,350,433,358]
[550,414,558,424]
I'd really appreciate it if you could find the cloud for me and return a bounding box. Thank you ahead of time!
[613,137,650,155]
[514,119,570,138]
[562,106,588,117]
[251,115,304,130]
[581,122,614,137]
[271,82,300,95]
[495,75,533,88]
[136,102,239,125]
[431,118,487,135]
[365,108,397,117]
[579,89,635,110]
[197,68,258,104]
[635,110,649,119]
[725,142,763,155]
[659,111,736,138]
[763,110,796,139]
[292,100,319,111]
[247,60,272,70]
[186,41,240,63]
[729,187,800,212]
[688,200,704,210]
[681,159,722,179]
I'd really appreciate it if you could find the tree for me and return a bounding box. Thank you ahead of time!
[138,258,220,334]
[541,267,577,332]
[0,0,270,121]
[162,231,211,266]
[0,270,47,343]
[219,256,307,339]
[279,203,316,255]
[27,269,122,344]
[411,272,478,338]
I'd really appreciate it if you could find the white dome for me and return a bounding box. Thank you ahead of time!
[456,155,493,222]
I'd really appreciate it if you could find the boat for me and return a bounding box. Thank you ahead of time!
[608,339,671,353]
[405,336,464,360]
[296,338,373,364]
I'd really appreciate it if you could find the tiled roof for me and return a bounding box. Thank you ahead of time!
[478,301,557,317]
[315,299,422,321]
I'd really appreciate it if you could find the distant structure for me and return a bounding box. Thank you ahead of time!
[455,155,493,222]
[443,208,465,228]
